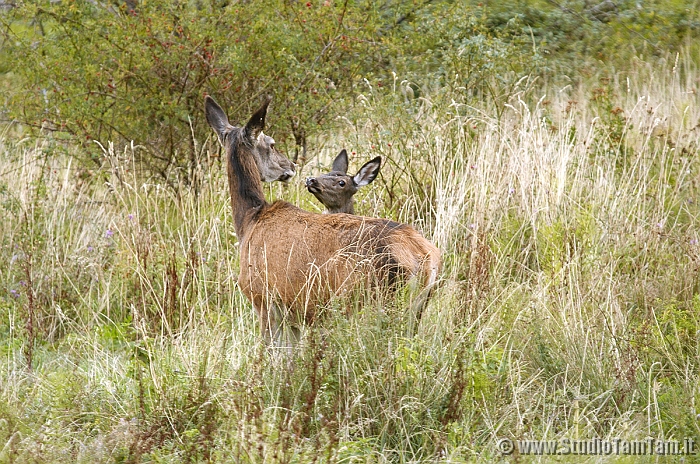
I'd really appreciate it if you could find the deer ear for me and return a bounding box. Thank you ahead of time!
[353,156,381,187]
[332,149,349,174]
[205,96,231,143]
[245,95,272,140]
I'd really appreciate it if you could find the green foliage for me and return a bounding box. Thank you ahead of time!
[0,0,385,181]
[3,1,700,461]
[4,1,231,180]
[588,77,633,169]
[0,0,539,183]
[481,0,700,73]
[1,0,698,185]
[390,1,538,100]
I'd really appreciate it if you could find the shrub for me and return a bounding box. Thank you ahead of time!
[0,0,538,184]
[0,0,385,182]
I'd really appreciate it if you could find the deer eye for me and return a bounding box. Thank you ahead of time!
[339,180,346,187]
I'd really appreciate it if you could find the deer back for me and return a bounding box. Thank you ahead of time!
[238,202,440,321]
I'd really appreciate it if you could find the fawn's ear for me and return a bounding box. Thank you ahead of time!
[331,149,349,174]
[204,96,231,143]
[245,95,272,140]
[353,156,381,187]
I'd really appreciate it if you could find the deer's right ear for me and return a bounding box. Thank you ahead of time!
[353,156,381,187]
[245,95,271,141]
[331,149,349,174]
[205,96,230,143]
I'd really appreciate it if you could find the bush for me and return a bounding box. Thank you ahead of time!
[2,0,696,185]
[481,0,700,75]
[0,0,387,183]
[0,0,537,184]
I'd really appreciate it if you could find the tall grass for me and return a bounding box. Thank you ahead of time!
[1,53,700,462]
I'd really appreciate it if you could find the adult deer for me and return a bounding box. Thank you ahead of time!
[205,95,440,346]
[209,100,296,183]
[305,149,381,215]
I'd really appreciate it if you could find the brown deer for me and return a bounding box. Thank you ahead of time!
[205,95,440,346]
[305,149,381,214]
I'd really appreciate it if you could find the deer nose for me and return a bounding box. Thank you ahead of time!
[305,177,317,187]
[279,170,295,182]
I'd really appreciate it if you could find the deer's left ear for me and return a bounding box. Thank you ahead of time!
[245,96,272,140]
[353,156,381,187]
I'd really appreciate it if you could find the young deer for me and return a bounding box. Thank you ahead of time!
[305,149,381,214]
[205,95,440,346]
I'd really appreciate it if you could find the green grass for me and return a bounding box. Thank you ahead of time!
[1,54,700,463]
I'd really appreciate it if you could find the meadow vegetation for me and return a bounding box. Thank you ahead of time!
[2,0,700,462]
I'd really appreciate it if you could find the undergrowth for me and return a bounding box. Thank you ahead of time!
[1,53,700,462]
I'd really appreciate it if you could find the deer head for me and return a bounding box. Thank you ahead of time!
[305,149,381,214]
[205,96,295,183]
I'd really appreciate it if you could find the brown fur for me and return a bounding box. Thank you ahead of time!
[205,96,441,345]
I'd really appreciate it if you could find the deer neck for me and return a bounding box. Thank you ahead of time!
[326,201,355,215]
[226,134,267,238]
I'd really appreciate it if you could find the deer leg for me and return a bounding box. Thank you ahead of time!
[253,295,281,346]
[260,313,277,346]
[289,325,302,345]
[406,274,438,335]
[275,307,304,350]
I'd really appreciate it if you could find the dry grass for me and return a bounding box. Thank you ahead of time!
[1,53,700,462]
